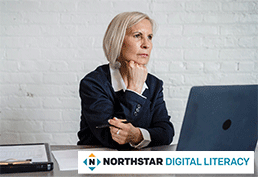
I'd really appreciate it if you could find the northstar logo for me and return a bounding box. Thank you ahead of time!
[83,153,101,171]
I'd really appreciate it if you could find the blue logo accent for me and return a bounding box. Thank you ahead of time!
[83,159,87,165]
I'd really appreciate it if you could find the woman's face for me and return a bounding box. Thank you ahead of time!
[118,19,153,66]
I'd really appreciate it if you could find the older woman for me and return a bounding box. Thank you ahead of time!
[77,11,174,149]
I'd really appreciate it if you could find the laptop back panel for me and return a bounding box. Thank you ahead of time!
[176,85,258,151]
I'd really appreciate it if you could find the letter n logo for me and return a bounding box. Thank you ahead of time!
[83,153,101,171]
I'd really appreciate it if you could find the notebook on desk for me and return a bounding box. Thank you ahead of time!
[176,85,258,151]
[0,143,53,174]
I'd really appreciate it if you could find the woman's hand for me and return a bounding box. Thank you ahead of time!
[109,117,143,145]
[126,60,148,94]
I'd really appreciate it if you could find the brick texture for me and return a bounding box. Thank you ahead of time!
[0,0,257,145]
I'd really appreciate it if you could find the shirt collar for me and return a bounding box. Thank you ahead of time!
[109,64,148,94]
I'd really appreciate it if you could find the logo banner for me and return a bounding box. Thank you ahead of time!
[78,151,254,174]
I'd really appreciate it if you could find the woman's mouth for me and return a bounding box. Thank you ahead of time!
[138,53,149,57]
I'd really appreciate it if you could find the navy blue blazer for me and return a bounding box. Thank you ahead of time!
[77,64,174,149]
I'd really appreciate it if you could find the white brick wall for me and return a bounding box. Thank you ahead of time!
[0,0,257,145]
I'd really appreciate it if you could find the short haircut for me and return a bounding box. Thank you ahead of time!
[103,11,156,69]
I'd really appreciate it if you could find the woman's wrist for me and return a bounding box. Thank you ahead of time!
[130,128,143,145]
[127,85,142,95]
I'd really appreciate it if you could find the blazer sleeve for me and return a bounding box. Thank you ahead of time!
[146,80,174,146]
[116,79,174,146]
[79,74,120,148]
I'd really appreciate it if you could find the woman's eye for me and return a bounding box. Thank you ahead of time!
[148,35,153,40]
[134,34,141,38]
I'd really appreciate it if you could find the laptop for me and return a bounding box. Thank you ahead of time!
[176,85,258,151]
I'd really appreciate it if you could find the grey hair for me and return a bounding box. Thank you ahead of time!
[103,11,157,69]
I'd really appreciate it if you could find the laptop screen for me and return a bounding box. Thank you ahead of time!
[176,85,258,151]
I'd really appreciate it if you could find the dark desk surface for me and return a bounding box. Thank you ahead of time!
[1,144,257,177]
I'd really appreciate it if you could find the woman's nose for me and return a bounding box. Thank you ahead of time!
[141,37,151,49]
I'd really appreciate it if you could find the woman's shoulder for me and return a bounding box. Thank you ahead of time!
[81,64,110,81]
[146,73,163,86]
[80,64,111,88]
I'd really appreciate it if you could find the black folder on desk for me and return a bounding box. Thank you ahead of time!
[0,143,53,174]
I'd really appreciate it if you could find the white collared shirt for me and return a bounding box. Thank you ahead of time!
[110,64,148,97]
[109,64,151,149]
